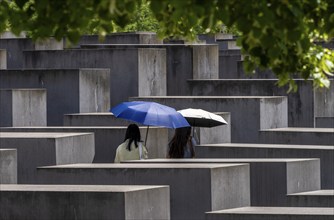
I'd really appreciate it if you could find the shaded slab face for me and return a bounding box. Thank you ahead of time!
[287,190,334,207]
[0,69,110,125]
[122,158,320,206]
[36,163,250,220]
[0,184,170,220]
[195,143,334,189]
[206,207,334,220]
[0,89,47,126]
[0,149,17,184]
[0,132,95,183]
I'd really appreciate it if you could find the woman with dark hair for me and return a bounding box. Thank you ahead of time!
[167,126,196,158]
[114,124,148,163]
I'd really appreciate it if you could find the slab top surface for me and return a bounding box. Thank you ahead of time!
[0,184,167,192]
[122,158,319,163]
[289,190,334,196]
[39,163,247,169]
[0,132,93,138]
[261,127,334,133]
[133,96,286,99]
[200,143,334,150]
[207,207,334,215]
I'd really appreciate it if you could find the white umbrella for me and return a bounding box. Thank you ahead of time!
[177,108,228,127]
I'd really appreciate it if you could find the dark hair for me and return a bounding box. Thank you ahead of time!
[124,124,141,151]
[167,127,194,158]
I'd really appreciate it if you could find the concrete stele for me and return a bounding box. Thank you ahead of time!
[0,49,6,69]
[36,163,250,220]
[122,158,321,206]
[0,184,170,220]
[206,207,334,220]
[0,149,17,184]
[0,132,95,183]
[0,89,47,127]
[195,143,334,189]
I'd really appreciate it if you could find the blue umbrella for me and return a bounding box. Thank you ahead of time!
[110,101,190,144]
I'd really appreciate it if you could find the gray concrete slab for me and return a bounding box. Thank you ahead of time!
[36,163,250,220]
[67,32,162,48]
[237,60,277,79]
[259,127,334,145]
[129,96,288,143]
[0,149,17,184]
[0,132,95,183]
[195,143,334,189]
[188,79,332,127]
[0,89,47,126]
[79,43,219,96]
[0,69,110,125]
[206,207,334,220]
[0,38,35,68]
[122,158,320,206]
[23,48,167,107]
[0,49,6,69]
[0,37,64,68]
[219,54,242,79]
[316,117,334,128]
[314,86,334,119]
[0,184,170,220]
[63,112,132,126]
[288,190,334,207]
[0,126,169,162]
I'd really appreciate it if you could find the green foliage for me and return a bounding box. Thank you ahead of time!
[121,0,159,32]
[0,0,333,90]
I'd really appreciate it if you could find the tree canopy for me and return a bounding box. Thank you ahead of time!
[0,0,333,90]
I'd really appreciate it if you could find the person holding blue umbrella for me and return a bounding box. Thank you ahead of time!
[114,124,148,163]
[111,101,190,145]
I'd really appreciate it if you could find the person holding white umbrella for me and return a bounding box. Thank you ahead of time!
[167,126,196,158]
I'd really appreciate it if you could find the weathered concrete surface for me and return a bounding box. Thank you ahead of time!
[63,113,132,126]
[192,45,218,79]
[259,127,334,145]
[0,149,17,184]
[288,190,334,207]
[0,89,47,127]
[122,158,320,206]
[188,79,331,127]
[237,60,277,79]
[314,86,334,119]
[316,117,334,128]
[129,96,288,143]
[219,54,242,79]
[0,37,64,68]
[0,69,110,125]
[80,44,219,96]
[0,184,170,220]
[206,207,334,220]
[194,112,231,144]
[0,49,6,69]
[34,38,64,50]
[0,132,95,183]
[23,48,166,107]
[0,38,35,68]
[36,163,250,220]
[138,48,167,97]
[195,143,334,189]
[0,126,169,161]
[66,32,162,48]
